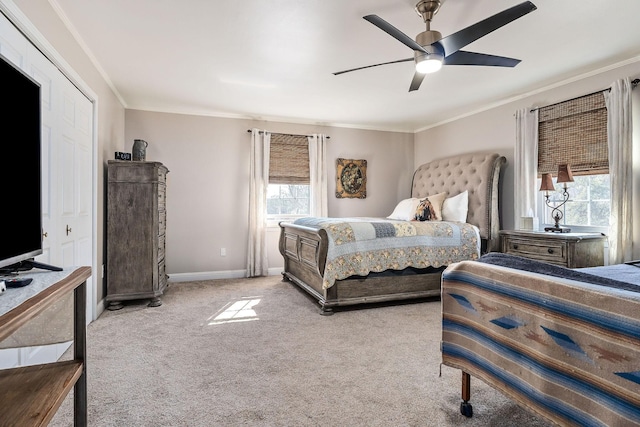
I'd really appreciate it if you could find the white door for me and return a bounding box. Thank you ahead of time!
[56,68,93,318]
[0,12,94,368]
[27,34,57,268]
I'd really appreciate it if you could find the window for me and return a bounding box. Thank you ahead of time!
[539,174,610,233]
[266,134,310,222]
[267,184,309,217]
[537,91,610,231]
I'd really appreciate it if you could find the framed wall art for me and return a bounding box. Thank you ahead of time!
[335,158,367,199]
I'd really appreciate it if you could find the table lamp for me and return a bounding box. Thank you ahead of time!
[540,164,574,232]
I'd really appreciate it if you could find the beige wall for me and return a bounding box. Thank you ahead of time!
[12,0,126,304]
[415,60,640,231]
[125,110,414,276]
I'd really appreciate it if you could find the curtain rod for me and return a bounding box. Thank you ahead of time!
[246,129,330,139]
[529,78,640,113]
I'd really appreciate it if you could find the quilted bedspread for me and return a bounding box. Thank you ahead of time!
[293,217,480,289]
[441,258,640,426]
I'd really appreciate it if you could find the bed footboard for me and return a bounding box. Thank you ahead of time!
[279,222,327,293]
[279,222,442,314]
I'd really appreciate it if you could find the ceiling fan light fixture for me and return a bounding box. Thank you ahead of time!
[415,54,443,74]
[336,1,537,91]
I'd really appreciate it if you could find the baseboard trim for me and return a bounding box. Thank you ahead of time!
[168,267,284,283]
[92,269,286,316]
[267,267,284,277]
[95,299,105,320]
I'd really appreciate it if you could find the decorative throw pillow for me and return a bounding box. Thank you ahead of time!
[414,192,446,221]
[442,190,469,222]
[387,198,420,221]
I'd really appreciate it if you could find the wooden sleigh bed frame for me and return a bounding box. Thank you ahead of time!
[278,152,506,314]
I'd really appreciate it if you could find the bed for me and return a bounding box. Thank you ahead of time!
[278,152,506,314]
[441,253,640,426]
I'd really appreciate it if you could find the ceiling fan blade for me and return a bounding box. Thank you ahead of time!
[364,15,428,53]
[333,58,413,75]
[438,1,537,57]
[443,51,521,67]
[409,72,426,92]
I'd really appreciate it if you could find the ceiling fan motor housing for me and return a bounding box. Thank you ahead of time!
[415,30,444,65]
[416,29,442,46]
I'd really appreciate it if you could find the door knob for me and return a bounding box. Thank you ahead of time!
[66,225,72,235]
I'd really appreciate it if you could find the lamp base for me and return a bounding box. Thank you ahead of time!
[544,226,571,233]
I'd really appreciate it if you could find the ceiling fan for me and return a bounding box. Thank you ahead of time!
[334,1,537,92]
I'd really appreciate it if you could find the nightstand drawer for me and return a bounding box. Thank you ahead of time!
[499,230,606,268]
[504,238,566,264]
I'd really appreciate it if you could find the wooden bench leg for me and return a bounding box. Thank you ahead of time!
[460,371,473,417]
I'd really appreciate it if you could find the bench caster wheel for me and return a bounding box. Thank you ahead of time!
[460,401,473,418]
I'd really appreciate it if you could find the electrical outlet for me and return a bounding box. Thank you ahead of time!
[220,248,226,257]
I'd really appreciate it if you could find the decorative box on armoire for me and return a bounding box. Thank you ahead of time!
[106,160,169,310]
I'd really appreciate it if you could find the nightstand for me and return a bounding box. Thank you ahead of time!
[500,230,606,268]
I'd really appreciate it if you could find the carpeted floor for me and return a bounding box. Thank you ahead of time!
[50,276,552,426]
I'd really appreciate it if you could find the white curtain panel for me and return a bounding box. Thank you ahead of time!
[247,129,270,277]
[605,78,633,264]
[514,108,539,228]
[308,134,328,217]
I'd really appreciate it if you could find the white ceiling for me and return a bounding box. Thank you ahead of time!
[52,0,640,132]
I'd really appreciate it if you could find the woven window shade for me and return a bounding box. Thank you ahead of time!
[538,91,608,176]
[269,134,310,184]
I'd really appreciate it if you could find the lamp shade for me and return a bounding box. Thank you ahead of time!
[539,173,554,192]
[557,164,574,184]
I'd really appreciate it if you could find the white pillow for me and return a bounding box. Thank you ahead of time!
[442,190,469,222]
[387,198,420,220]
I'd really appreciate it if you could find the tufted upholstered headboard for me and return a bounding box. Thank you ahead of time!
[411,152,506,253]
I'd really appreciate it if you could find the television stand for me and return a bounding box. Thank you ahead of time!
[24,259,63,271]
[0,266,91,426]
[0,259,63,274]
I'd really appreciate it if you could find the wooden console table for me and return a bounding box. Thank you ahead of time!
[0,266,91,426]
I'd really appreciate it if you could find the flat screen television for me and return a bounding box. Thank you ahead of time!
[0,53,59,273]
